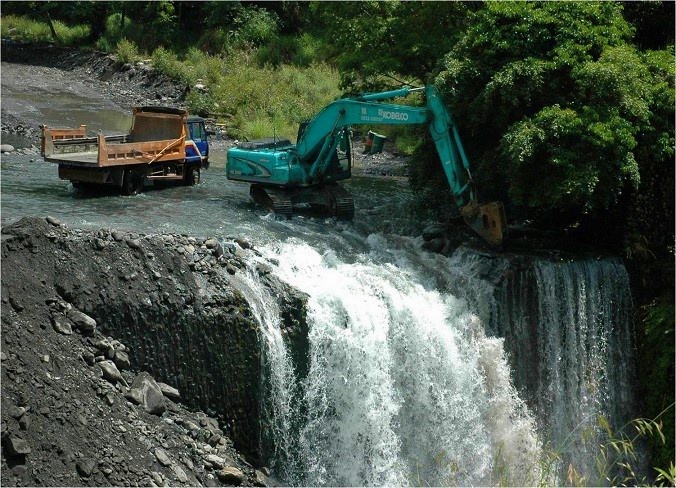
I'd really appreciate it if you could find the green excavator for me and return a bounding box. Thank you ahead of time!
[226,85,507,246]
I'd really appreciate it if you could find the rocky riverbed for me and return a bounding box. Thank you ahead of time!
[1,216,310,487]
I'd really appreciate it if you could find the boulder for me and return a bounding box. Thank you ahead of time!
[76,458,96,478]
[99,360,125,385]
[157,382,180,401]
[235,238,252,250]
[205,454,225,469]
[421,237,446,253]
[130,372,166,415]
[67,309,97,335]
[45,216,61,226]
[4,436,31,456]
[51,314,73,335]
[422,224,446,241]
[217,467,245,485]
[113,350,131,370]
[1,144,15,153]
[154,447,172,467]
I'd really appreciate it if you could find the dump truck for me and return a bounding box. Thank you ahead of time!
[41,107,210,195]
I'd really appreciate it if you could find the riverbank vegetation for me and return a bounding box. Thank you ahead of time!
[1,1,673,482]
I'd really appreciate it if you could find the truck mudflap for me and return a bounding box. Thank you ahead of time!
[461,200,508,247]
[59,166,111,184]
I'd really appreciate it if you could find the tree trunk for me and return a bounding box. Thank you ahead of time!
[46,13,61,44]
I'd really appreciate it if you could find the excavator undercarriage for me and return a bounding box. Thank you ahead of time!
[250,183,355,220]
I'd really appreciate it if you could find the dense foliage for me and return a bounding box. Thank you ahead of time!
[431,3,673,234]
[1,1,673,477]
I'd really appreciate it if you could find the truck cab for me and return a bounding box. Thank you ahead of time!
[185,116,210,168]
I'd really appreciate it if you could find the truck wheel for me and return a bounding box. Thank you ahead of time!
[122,169,144,196]
[184,166,200,186]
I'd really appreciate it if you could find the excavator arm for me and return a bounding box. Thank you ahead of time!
[297,86,507,246]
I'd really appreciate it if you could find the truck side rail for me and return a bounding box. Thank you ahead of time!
[96,133,186,167]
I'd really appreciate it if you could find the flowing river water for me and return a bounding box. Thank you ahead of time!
[1,60,639,486]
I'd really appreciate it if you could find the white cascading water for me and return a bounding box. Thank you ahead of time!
[443,248,637,484]
[251,239,546,487]
[233,268,299,467]
[529,259,635,483]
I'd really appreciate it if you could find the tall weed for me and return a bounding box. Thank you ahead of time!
[1,15,90,45]
[116,39,138,64]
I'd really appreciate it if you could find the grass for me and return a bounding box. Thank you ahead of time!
[151,47,342,141]
[1,14,90,45]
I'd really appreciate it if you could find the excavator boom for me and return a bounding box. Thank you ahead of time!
[226,85,507,246]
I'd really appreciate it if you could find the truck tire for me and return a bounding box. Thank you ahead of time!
[184,166,200,186]
[122,169,144,196]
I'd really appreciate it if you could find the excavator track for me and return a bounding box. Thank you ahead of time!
[250,185,293,219]
[325,183,355,220]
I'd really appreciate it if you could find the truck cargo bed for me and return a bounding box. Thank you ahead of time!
[43,151,99,166]
[41,108,189,168]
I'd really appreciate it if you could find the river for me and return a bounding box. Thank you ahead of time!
[1,59,640,486]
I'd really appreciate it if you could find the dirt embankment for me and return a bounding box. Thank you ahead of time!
[1,216,307,487]
[1,40,188,147]
[2,40,187,109]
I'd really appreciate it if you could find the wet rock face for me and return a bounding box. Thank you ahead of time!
[1,217,306,483]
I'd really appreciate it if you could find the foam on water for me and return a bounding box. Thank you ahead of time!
[253,240,544,486]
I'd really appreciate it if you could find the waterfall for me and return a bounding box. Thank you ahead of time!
[445,248,637,484]
[252,240,544,487]
[234,268,300,468]
[244,236,636,486]
[514,259,635,483]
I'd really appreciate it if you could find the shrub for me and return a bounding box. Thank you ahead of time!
[52,19,89,45]
[116,39,138,64]
[95,37,111,53]
[230,7,280,49]
[395,132,422,156]
[198,28,230,56]
[151,47,181,79]
[186,90,216,118]
[256,35,298,67]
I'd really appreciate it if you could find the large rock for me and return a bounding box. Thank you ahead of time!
[205,454,225,469]
[421,237,447,253]
[157,382,180,402]
[76,458,96,478]
[153,447,172,467]
[216,467,245,485]
[4,436,31,456]
[67,309,97,335]
[130,372,166,415]
[51,314,73,335]
[422,224,446,241]
[99,360,125,385]
[1,144,15,153]
[113,350,131,370]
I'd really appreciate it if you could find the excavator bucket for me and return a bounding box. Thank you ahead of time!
[461,200,508,247]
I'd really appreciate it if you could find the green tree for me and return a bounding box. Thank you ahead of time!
[310,1,473,90]
[422,2,673,245]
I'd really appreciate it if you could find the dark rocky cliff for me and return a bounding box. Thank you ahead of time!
[1,217,307,486]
